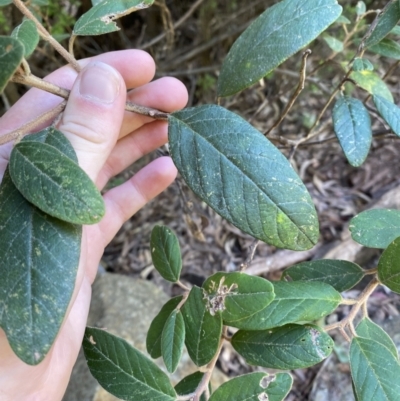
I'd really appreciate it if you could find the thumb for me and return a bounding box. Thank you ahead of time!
[58,61,126,181]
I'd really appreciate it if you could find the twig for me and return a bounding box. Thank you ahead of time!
[240,240,260,272]
[265,50,311,136]
[12,0,81,72]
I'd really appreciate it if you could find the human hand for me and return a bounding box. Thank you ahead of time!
[0,49,188,401]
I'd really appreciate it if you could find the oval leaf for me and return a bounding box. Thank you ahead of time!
[9,141,105,224]
[146,295,183,359]
[332,95,372,167]
[228,281,341,330]
[368,38,400,59]
[11,20,39,58]
[350,337,400,401]
[323,34,344,52]
[202,272,275,322]
[208,372,293,401]
[181,286,222,367]
[150,225,182,282]
[282,259,364,292]
[378,236,400,294]
[169,105,319,251]
[373,94,400,137]
[352,58,374,72]
[83,327,176,401]
[73,0,154,36]
[0,36,24,94]
[175,372,210,401]
[161,310,185,373]
[232,324,334,370]
[217,0,342,97]
[350,70,393,102]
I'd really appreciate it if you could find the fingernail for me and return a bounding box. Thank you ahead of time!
[79,62,120,104]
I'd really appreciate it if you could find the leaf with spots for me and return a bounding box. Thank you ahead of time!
[0,36,24,94]
[208,372,293,401]
[169,105,319,251]
[377,236,400,294]
[83,327,176,401]
[232,324,334,370]
[11,20,39,58]
[350,70,393,102]
[373,95,400,137]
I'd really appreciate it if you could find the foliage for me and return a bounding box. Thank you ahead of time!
[1,0,400,400]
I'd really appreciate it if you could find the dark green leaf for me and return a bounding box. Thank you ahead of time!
[9,141,105,225]
[350,209,400,248]
[161,310,185,373]
[365,0,400,48]
[11,20,39,58]
[217,0,342,97]
[181,286,222,367]
[378,236,400,294]
[368,38,400,59]
[282,259,364,292]
[332,95,372,167]
[150,225,182,282]
[146,295,182,359]
[373,95,400,137]
[0,36,24,94]
[228,281,341,330]
[169,105,319,251]
[323,34,343,52]
[83,327,176,401]
[73,0,154,36]
[232,324,334,370]
[202,272,274,323]
[350,70,393,102]
[175,372,210,401]
[350,337,400,401]
[356,318,398,359]
[208,372,293,401]
[352,58,374,71]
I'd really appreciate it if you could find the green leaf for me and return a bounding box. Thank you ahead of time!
[355,1,366,15]
[227,281,341,330]
[169,105,319,251]
[323,34,344,52]
[350,70,393,102]
[365,0,400,48]
[0,129,81,365]
[202,272,275,323]
[91,0,105,5]
[390,25,400,35]
[181,286,222,367]
[73,0,154,36]
[336,15,351,24]
[175,372,210,401]
[161,310,185,373]
[378,236,400,294]
[9,141,105,225]
[368,38,400,59]
[0,0,12,6]
[0,36,24,94]
[232,324,334,369]
[356,318,398,359]
[150,225,182,282]
[332,95,372,167]
[352,58,374,71]
[11,20,39,58]
[217,0,342,97]
[208,372,293,401]
[146,295,182,359]
[83,327,176,401]
[350,209,400,248]
[282,259,364,292]
[373,94,400,137]
[350,337,400,401]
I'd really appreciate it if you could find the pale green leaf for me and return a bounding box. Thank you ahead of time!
[373,95,400,137]
[282,259,364,292]
[332,95,372,167]
[91,0,105,5]
[217,0,342,97]
[377,236,400,294]
[390,25,400,35]
[0,0,12,6]
[181,286,222,367]
[368,38,400,59]
[350,209,400,248]
[169,105,319,251]
[350,70,393,102]
[352,58,374,71]
[323,34,343,52]
[350,337,400,401]
[356,1,366,15]
[232,324,334,370]
[9,141,105,225]
[83,327,176,401]
[336,15,351,24]
[150,225,182,282]
[202,272,275,323]
[0,36,24,94]
[208,372,293,401]
[73,0,154,36]
[11,20,39,58]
